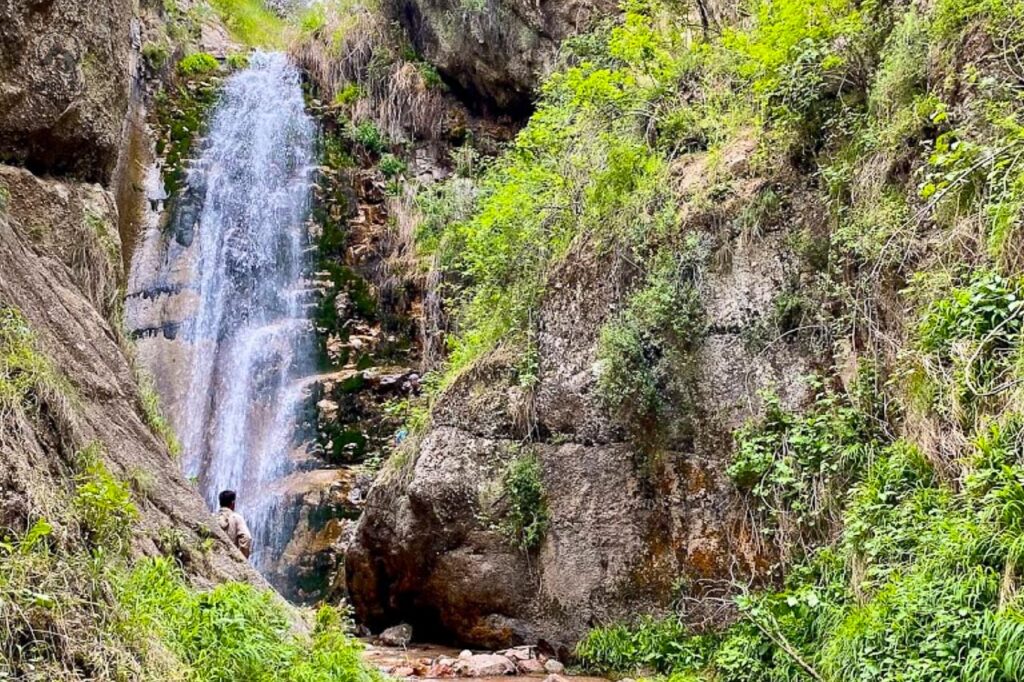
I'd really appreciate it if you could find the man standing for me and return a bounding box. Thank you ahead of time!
[216,490,252,559]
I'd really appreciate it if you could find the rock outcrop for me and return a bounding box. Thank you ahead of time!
[384,0,617,112]
[0,0,259,587]
[0,0,135,182]
[346,148,826,652]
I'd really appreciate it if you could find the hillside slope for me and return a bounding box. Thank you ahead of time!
[340,0,1024,677]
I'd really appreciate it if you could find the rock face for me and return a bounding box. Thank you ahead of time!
[347,148,826,651]
[0,163,259,585]
[0,0,258,589]
[384,0,617,112]
[0,0,134,182]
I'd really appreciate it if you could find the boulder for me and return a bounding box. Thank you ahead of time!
[543,660,565,674]
[378,623,414,647]
[517,659,546,674]
[0,0,134,181]
[454,654,516,677]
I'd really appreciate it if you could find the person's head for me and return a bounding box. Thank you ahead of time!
[219,490,237,510]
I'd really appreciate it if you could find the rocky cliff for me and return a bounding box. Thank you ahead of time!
[345,141,824,651]
[0,3,268,675]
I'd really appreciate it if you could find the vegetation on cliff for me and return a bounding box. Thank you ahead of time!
[0,305,380,680]
[372,0,1024,676]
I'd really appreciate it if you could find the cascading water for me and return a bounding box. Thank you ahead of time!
[152,52,318,570]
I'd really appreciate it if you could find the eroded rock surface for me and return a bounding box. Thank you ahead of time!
[384,0,617,112]
[347,148,826,651]
[0,0,134,181]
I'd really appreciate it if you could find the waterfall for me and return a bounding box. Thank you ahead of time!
[133,52,319,570]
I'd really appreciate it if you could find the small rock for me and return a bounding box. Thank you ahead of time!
[544,660,565,674]
[517,659,546,674]
[455,653,516,677]
[499,646,536,661]
[426,662,456,678]
[459,650,474,660]
[393,666,416,678]
[544,675,569,682]
[378,623,413,647]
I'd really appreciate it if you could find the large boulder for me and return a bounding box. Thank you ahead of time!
[0,0,134,182]
[346,150,827,651]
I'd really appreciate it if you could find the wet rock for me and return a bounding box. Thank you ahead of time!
[392,666,416,678]
[459,650,474,660]
[379,623,414,647]
[543,660,565,674]
[454,654,516,677]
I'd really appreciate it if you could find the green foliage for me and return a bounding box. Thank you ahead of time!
[596,251,705,423]
[0,306,69,411]
[576,617,715,674]
[178,52,220,76]
[208,0,286,48]
[351,120,386,153]
[137,367,183,457]
[728,371,886,554]
[119,557,382,681]
[378,153,407,178]
[226,51,251,70]
[913,271,1024,426]
[332,83,362,107]
[73,444,139,553]
[496,453,549,551]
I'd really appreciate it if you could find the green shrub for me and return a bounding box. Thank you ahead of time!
[497,453,549,551]
[576,617,715,674]
[333,83,362,107]
[73,444,138,552]
[727,370,886,554]
[226,51,251,70]
[351,120,386,153]
[378,153,407,178]
[178,52,220,76]
[118,557,381,682]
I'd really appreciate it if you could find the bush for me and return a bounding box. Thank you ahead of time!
[118,557,380,682]
[378,153,407,178]
[497,453,549,551]
[178,52,220,76]
[351,120,386,153]
[73,444,139,552]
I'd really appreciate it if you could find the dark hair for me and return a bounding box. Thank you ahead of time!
[219,490,237,508]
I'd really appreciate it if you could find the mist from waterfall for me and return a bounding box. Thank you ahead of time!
[173,52,317,569]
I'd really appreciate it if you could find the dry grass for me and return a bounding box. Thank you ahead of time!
[290,0,449,142]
